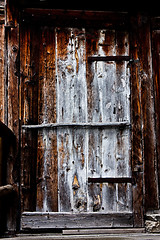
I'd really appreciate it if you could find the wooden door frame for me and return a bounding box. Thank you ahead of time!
[5,0,160,230]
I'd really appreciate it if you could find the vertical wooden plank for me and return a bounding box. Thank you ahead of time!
[58,128,88,212]
[20,23,39,212]
[37,26,58,212]
[117,183,132,212]
[152,30,160,204]
[5,0,20,231]
[38,26,56,124]
[0,24,4,123]
[130,15,144,227]
[21,129,37,211]
[57,128,72,212]
[56,27,87,123]
[129,14,158,226]
[37,129,58,212]
[56,27,88,212]
[7,26,19,137]
[138,16,159,211]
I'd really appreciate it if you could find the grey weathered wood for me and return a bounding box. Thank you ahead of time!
[62,228,145,235]
[22,121,130,129]
[21,212,133,229]
[20,22,132,226]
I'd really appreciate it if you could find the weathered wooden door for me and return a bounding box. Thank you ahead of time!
[20,10,132,229]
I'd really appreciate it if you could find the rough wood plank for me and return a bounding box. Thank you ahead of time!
[130,14,159,219]
[56,27,87,123]
[21,129,37,211]
[88,177,132,183]
[0,24,5,123]
[5,0,20,232]
[129,14,144,227]
[20,23,39,212]
[138,15,159,211]
[22,121,130,129]
[22,9,128,29]
[36,26,58,212]
[152,30,160,203]
[57,128,88,212]
[7,26,19,138]
[36,129,58,212]
[21,212,133,229]
[63,228,145,235]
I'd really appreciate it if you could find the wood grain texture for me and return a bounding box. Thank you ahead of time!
[20,12,133,229]
[21,212,133,229]
[0,24,4,123]
[152,30,160,207]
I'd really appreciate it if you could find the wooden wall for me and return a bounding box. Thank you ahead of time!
[1,0,160,232]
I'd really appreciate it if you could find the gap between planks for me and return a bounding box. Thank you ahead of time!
[62,228,146,235]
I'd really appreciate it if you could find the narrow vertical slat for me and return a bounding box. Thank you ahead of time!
[0,24,4,123]
[152,30,160,204]
[139,16,159,211]
[5,0,19,232]
[37,26,58,212]
[130,15,144,227]
[20,23,39,211]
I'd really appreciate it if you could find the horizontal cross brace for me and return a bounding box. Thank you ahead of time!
[88,55,130,62]
[22,121,130,129]
[88,177,132,183]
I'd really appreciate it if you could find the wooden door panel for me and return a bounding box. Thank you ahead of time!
[36,129,58,212]
[88,182,132,212]
[21,17,132,228]
[88,128,131,179]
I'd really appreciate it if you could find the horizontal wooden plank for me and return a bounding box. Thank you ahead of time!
[63,228,145,235]
[21,212,133,230]
[88,56,130,62]
[22,9,128,22]
[22,121,130,129]
[88,177,132,183]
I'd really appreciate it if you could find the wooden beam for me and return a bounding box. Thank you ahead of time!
[21,212,133,230]
[63,228,146,235]
[22,121,130,129]
[88,177,132,183]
